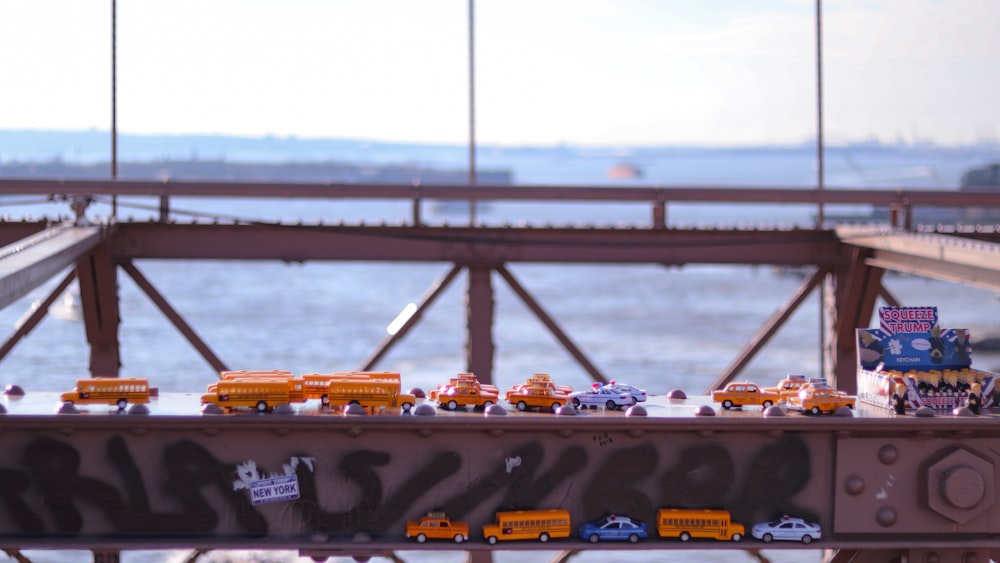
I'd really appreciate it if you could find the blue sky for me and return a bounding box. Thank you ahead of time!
[1,0,998,147]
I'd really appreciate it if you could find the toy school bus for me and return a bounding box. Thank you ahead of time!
[325,378,416,413]
[482,509,571,544]
[201,378,306,412]
[60,377,151,409]
[656,508,744,542]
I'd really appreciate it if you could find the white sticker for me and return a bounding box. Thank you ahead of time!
[249,475,300,505]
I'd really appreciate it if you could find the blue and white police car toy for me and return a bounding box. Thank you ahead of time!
[569,385,633,410]
[751,515,821,544]
[578,514,648,543]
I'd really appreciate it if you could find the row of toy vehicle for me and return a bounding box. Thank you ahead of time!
[405,509,821,545]
[712,374,856,414]
[430,373,647,413]
[201,370,416,413]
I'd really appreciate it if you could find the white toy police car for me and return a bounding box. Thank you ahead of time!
[751,515,821,544]
[607,381,647,404]
[569,385,633,410]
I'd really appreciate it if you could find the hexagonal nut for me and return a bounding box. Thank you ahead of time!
[926,447,995,524]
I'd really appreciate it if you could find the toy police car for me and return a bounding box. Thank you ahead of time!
[569,385,633,410]
[607,381,647,404]
[578,514,648,543]
[751,515,821,544]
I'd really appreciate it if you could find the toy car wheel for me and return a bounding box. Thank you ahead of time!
[631,397,638,406]
[454,533,465,543]
[606,400,616,410]
[572,397,581,407]
[551,403,561,412]
[517,401,528,411]
[487,536,498,545]
[763,400,773,408]
[680,531,691,542]
[801,535,813,544]
[402,402,413,413]
[117,399,128,409]
[722,400,733,409]
[731,532,742,542]
[588,533,599,543]
[482,400,494,408]
[447,400,458,411]
[762,533,773,543]
[539,532,549,542]
[810,406,822,415]
[321,395,329,406]
[256,401,268,412]
[416,533,426,543]
[628,533,639,543]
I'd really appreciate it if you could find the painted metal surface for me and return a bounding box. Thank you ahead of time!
[1,391,999,560]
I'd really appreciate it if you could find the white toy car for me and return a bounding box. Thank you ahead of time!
[569,385,633,410]
[751,515,821,544]
[607,381,647,404]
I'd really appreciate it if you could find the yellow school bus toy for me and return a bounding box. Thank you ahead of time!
[201,378,306,413]
[482,509,571,544]
[60,377,151,409]
[325,378,416,413]
[656,508,744,542]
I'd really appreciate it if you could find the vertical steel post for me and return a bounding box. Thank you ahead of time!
[465,265,494,384]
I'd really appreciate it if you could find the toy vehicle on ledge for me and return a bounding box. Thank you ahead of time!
[656,508,744,542]
[429,373,499,402]
[787,381,855,414]
[712,382,779,410]
[506,383,570,412]
[506,373,573,398]
[60,377,151,410]
[763,374,809,403]
[578,514,648,543]
[405,511,469,543]
[482,509,571,544]
[750,515,821,543]
[435,379,500,411]
[569,384,633,410]
[606,380,647,404]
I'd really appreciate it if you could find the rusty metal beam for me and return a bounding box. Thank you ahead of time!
[839,227,1000,292]
[826,248,885,394]
[496,265,607,384]
[110,223,851,267]
[75,242,121,376]
[359,264,464,372]
[465,265,495,383]
[120,260,228,374]
[0,223,104,309]
[8,178,1000,209]
[707,268,828,392]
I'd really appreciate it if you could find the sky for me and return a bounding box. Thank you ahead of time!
[1,0,998,147]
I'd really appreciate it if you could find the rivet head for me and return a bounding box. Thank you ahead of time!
[876,506,897,527]
[845,474,866,496]
[878,444,899,465]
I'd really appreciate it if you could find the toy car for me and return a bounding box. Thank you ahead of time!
[405,511,470,543]
[763,374,810,403]
[606,381,647,404]
[569,385,632,410]
[435,379,499,411]
[712,382,779,409]
[505,383,569,413]
[787,381,855,414]
[750,515,821,544]
[578,514,648,543]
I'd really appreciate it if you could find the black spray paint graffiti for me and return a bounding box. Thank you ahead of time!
[0,433,812,538]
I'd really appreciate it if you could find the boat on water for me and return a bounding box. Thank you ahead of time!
[607,162,643,180]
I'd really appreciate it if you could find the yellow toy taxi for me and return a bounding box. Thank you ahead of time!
[712,382,780,410]
[405,511,469,543]
[787,383,855,414]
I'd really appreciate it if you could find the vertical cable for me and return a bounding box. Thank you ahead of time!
[468,0,477,225]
